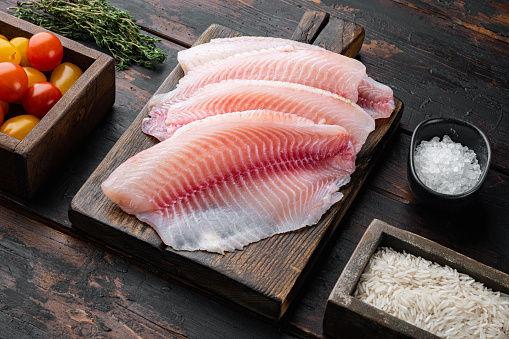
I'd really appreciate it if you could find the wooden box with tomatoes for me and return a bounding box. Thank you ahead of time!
[0,11,115,198]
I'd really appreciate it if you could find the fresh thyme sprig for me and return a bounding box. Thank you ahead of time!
[12,0,167,70]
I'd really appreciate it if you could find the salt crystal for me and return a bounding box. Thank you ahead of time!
[414,135,481,195]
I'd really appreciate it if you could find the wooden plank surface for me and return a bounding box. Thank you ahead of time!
[69,13,403,320]
[0,201,291,339]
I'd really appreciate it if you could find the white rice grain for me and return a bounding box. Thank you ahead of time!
[353,247,509,338]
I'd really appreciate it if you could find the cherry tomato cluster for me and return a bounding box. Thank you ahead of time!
[0,32,83,140]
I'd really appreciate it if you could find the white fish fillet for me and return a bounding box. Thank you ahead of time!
[174,36,395,118]
[148,46,366,110]
[143,79,374,153]
[103,110,356,253]
[178,36,326,73]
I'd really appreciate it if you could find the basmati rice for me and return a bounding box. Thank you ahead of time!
[353,247,509,338]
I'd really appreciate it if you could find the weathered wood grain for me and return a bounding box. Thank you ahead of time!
[392,0,509,45]
[291,10,329,43]
[69,14,403,320]
[0,202,292,339]
[313,17,365,58]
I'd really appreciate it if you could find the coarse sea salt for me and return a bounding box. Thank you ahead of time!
[414,135,481,195]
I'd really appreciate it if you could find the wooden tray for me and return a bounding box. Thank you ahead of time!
[69,11,403,320]
[323,219,509,338]
[0,11,115,198]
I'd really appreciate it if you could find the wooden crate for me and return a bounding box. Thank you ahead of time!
[0,11,115,198]
[323,219,509,338]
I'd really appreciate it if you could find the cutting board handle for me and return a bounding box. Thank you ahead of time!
[292,10,365,57]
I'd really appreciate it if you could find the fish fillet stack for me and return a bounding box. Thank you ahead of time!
[102,37,395,254]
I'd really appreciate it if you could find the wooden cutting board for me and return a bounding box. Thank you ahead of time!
[69,11,403,320]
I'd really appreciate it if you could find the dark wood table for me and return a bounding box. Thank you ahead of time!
[1,1,507,338]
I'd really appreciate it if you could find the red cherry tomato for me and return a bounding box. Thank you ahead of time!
[22,82,62,119]
[0,62,28,102]
[26,32,63,72]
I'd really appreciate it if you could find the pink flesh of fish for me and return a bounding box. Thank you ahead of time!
[143,79,374,153]
[175,36,395,118]
[103,110,356,253]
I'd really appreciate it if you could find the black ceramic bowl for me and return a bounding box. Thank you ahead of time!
[408,118,491,210]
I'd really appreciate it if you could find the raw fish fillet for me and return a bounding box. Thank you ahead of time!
[175,36,395,118]
[148,46,366,111]
[178,36,326,73]
[144,79,374,153]
[103,110,356,253]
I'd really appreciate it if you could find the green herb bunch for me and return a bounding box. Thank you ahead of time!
[13,0,167,70]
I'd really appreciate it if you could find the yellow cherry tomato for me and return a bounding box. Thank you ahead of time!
[0,34,8,41]
[0,114,40,140]
[0,39,21,64]
[10,37,30,67]
[23,67,47,87]
[11,67,48,105]
[0,100,8,116]
[50,62,83,95]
